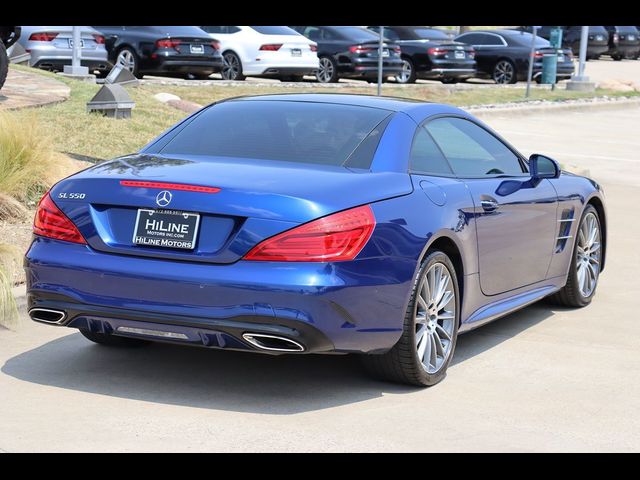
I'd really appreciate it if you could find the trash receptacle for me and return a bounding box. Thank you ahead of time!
[540,53,557,84]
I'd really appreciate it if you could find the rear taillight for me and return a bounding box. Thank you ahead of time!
[93,34,105,44]
[468,49,475,59]
[427,47,446,56]
[244,205,375,262]
[533,50,544,59]
[33,193,86,245]
[310,44,317,52]
[613,33,619,43]
[211,40,220,50]
[120,180,220,193]
[156,38,181,50]
[29,32,58,42]
[259,44,282,51]
[393,46,401,54]
[349,45,374,54]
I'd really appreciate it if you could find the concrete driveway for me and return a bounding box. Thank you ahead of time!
[1,105,639,452]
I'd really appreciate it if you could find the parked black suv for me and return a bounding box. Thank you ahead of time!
[291,26,403,83]
[92,26,223,79]
[516,26,609,60]
[367,26,476,84]
[603,26,640,60]
[0,26,20,90]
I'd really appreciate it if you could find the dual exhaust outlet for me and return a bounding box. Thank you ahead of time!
[28,308,305,352]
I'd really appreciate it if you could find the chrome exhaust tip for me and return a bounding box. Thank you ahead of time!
[29,308,67,325]
[242,333,305,352]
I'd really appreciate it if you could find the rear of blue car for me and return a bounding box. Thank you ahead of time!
[25,100,419,355]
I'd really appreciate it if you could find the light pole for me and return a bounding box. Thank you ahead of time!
[377,26,384,96]
[525,26,538,98]
[567,26,595,91]
[63,26,89,77]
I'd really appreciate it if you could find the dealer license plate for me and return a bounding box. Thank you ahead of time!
[133,209,200,250]
[190,44,204,54]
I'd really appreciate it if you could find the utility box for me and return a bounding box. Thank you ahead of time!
[87,84,135,119]
[105,64,139,87]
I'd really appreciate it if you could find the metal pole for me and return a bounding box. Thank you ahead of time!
[577,25,588,80]
[525,26,537,98]
[377,26,383,96]
[72,26,81,69]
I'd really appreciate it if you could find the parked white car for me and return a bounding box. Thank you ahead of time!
[199,26,319,81]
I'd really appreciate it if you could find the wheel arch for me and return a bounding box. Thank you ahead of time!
[586,195,607,272]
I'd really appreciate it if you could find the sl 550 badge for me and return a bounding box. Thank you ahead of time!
[58,192,86,200]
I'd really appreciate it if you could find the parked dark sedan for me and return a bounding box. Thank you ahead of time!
[366,26,476,84]
[92,26,223,78]
[290,26,403,83]
[603,26,640,60]
[516,26,609,60]
[455,29,574,84]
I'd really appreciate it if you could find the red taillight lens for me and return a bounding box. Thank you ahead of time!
[393,46,401,54]
[120,180,220,193]
[93,34,105,44]
[33,193,86,244]
[533,50,544,59]
[244,205,375,262]
[156,38,181,49]
[259,44,283,51]
[211,40,220,50]
[310,44,318,52]
[349,45,374,54]
[29,32,58,42]
[427,47,446,56]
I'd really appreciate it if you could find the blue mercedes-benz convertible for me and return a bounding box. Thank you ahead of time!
[25,94,606,386]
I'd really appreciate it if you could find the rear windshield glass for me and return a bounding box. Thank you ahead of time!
[588,26,608,34]
[250,26,299,35]
[616,26,639,33]
[412,28,449,40]
[334,26,380,42]
[159,101,392,167]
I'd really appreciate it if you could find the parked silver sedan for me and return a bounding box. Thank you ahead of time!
[18,26,112,75]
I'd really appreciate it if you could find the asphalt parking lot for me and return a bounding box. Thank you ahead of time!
[1,104,639,452]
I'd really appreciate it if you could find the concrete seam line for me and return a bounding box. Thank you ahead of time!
[469,97,640,118]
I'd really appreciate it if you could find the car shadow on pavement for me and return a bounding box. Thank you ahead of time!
[2,302,560,414]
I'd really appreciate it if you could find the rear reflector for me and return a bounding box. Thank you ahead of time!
[29,32,58,42]
[33,192,87,244]
[259,44,283,51]
[244,205,375,262]
[120,180,220,193]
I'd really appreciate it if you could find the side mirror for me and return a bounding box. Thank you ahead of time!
[529,154,561,180]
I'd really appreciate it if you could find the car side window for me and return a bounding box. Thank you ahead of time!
[456,33,483,45]
[382,28,400,41]
[410,128,453,175]
[425,117,525,177]
[227,26,241,34]
[303,26,322,41]
[201,26,223,34]
[482,34,504,46]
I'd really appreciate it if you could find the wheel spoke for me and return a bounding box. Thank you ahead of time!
[435,324,451,342]
[437,290,454,312]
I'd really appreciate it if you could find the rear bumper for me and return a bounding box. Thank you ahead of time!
[256,66,318,76]
[339,57,404,78]
[418,68,476,79]
[607,45,640,57]
[25,236,415,354]
[152,58,224,74]
[32,58,113,72]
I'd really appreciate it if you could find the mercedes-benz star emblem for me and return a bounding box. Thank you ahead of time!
[156,190,172,207]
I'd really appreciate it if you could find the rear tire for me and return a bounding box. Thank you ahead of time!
[0,40,8,91]
[221,52,245,80]
[116,47,142,78]
[80,330,150,347]
[316,56,338,83]
[549,205,602,307]
[361,250,460,387]
[493,59,517,84]
[440,77,459,84]
[395,57,417,84]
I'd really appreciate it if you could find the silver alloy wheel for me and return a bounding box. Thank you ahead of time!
[493,60,514,84]
[415,262,456,374]
[576,212,601,297]
[316,57,334,83]
[395,59,412,83]
[117,49,136,73]
[222,53,241,80]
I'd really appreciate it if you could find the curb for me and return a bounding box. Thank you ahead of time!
[468,97,640,118]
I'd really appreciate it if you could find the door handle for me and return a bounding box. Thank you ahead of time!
[480,197,499,212]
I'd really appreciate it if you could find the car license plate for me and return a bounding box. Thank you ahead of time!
[628,35,636,41]
[133,209,200,250]
[291,48,302,57]
[455,50,465,59]
[596,35,604,41]
[68,38,85,48]
[558,54,565,61]
[381,49,389,57]
[190,44,204,54]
